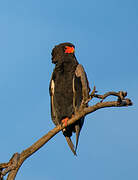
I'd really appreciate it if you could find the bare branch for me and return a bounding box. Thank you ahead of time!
[0,88,133,180]
[93,91,128,102]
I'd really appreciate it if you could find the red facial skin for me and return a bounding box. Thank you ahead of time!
[65,46,75,54]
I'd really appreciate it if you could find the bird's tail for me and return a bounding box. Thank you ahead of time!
[75,124,80,153]
[65,136,76,156]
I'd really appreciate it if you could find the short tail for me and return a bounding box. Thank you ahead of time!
[75,124,80,153]
[65,136,77,156]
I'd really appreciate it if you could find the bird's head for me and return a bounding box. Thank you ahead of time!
[51,42,75,64]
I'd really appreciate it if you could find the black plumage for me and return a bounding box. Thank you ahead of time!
[49,42,90,155]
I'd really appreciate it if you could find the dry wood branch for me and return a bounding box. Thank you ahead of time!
[93,91,128,102]
[0,89,132,180]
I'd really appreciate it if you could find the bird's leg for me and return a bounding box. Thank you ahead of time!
[62,117,69,127]
[62,115,74,127]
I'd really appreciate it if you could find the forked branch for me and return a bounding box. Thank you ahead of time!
[0,87,132,180]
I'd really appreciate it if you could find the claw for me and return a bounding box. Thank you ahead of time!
[62,117,69,127]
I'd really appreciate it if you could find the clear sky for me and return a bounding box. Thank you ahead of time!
[0,0,138,180]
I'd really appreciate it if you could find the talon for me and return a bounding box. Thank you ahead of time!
[62,117,69,127]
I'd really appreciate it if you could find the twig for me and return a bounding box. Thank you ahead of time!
[93,91,128,102]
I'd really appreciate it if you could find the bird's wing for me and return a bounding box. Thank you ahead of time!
[75,64,90,103]
[73,64,90,152]
[49,73,59,126]
[50,72,77,155]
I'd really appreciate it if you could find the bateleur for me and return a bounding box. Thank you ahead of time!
[49,42,90,155]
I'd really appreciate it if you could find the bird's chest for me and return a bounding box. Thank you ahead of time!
[55,70,73,95]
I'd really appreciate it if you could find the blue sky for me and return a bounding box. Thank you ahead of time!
[0,0,138,179]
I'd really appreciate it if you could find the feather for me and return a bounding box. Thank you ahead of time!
[75,124,80,153]
[49,77,59,126]
[65,136,76,156]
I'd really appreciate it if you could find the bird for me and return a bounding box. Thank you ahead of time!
[49,42,90,155]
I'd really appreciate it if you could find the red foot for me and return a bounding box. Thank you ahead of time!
[62,117,69,127]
